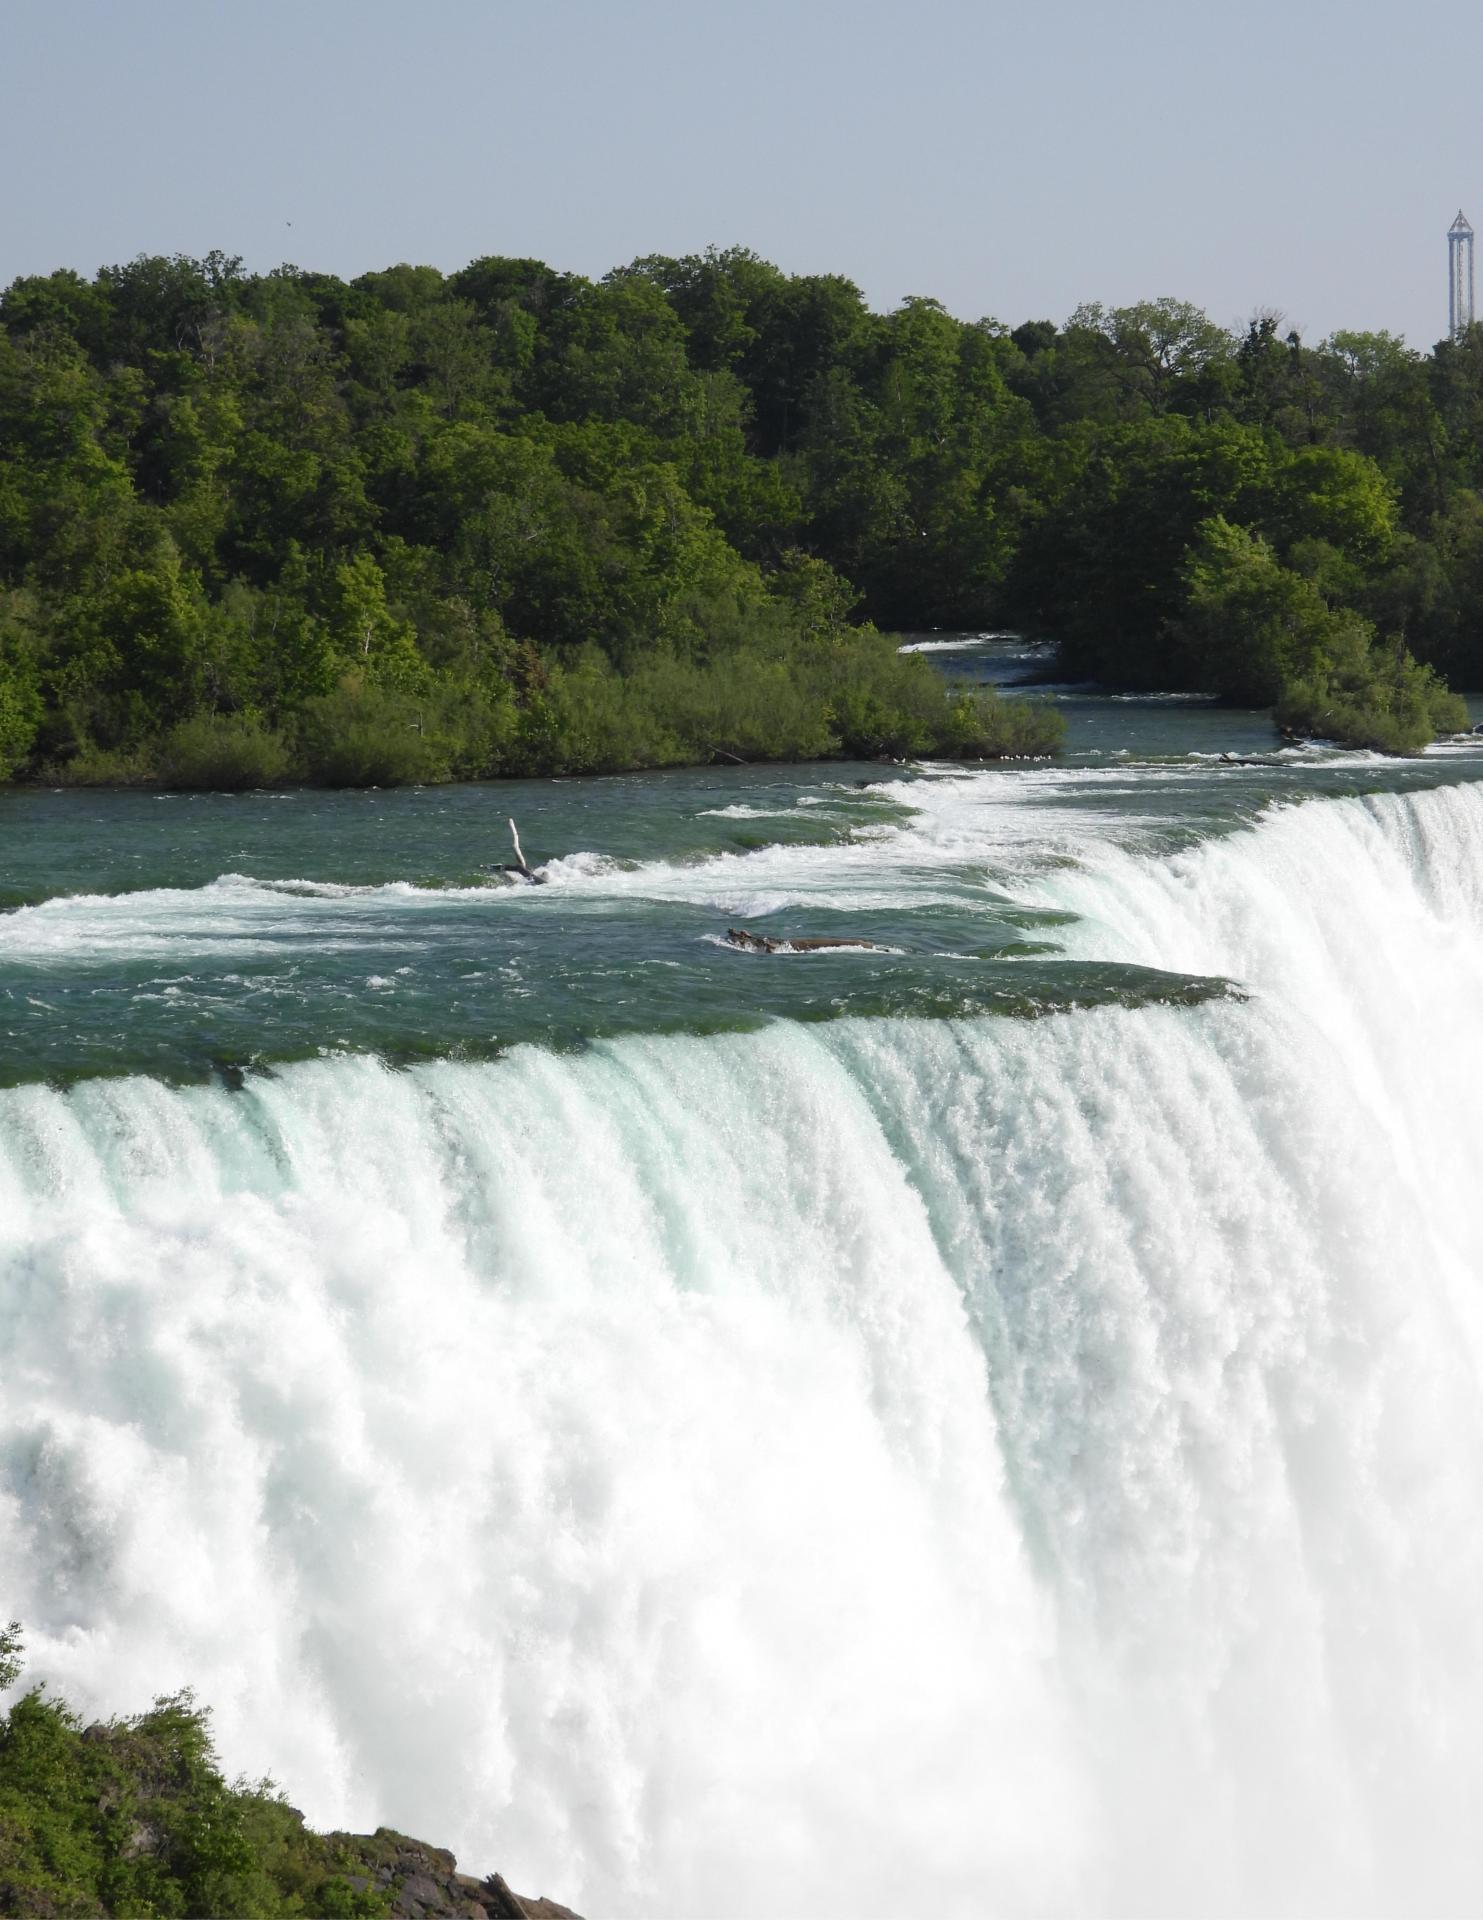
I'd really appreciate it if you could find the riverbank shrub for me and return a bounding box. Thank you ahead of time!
[156,712,292,789]
[13,630,1063,790]
[0,655,40,781]
[1166,518,1469,750]
[292,683,452,787]
[44,744,159,787]
[509,629,1065,774]
[1276,628,1468,752]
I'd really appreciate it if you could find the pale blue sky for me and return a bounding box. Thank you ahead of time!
[2,0,1476,348]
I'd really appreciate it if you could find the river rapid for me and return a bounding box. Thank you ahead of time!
[4,643,1483,1917]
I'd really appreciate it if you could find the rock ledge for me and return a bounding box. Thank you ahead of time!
[327,1827,584,1920]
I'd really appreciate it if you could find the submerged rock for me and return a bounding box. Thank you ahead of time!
[725,924,879,953]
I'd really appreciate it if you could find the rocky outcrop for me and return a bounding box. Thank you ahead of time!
[726,925,879,953]
[329,1829,584,1920]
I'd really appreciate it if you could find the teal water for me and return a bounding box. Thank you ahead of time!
[2,642,1479,1085]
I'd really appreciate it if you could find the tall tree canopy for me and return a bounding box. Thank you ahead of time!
[0,243,1477,783]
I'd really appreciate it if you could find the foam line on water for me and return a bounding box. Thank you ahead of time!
[0,758,1331,951]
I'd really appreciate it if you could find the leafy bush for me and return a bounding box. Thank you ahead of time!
[43,744,158,787]
[5,630,1063,789]
[626,647,836,765]
[488,629,1064,775]
[1175,516,1466,753]
[804,631,1064,759]
[0,646,40,781]
[156,713,291,790]
[1277,629,1468,753]
[0,1626,386,1918]
[293,682,448,787]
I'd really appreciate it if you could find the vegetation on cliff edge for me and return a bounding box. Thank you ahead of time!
[0,1622,388,1918]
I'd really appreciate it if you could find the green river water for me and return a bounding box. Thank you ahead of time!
[2,638,1478,1085]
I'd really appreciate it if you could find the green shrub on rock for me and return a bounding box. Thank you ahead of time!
[0,1627,500,1919]
[0,1625,386,1918]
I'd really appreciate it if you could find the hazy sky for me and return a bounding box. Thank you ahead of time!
[3,0,1477,349]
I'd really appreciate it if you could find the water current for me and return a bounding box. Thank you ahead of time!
[3,640,1483,1916]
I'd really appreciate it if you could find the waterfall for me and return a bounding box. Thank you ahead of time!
[4,780,1483,1917]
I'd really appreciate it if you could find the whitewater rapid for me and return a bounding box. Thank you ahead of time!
[5,778,1483,1916]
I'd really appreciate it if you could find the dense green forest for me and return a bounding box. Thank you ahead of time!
[1,245,1480,785]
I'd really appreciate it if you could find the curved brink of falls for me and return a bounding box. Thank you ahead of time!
[4,782,1483,1918]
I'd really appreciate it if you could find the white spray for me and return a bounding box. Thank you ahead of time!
[3,781,1483,1917]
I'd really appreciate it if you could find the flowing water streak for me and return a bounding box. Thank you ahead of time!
[3,779,1483,1916]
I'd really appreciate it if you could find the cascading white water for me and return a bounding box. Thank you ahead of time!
[4,779,1483,1918]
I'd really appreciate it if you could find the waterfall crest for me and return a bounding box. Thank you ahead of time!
[5,781,1483,1917]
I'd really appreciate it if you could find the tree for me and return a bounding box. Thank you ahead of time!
[328,554,425,689]
[539,276,704,437]
[0,594,43,775]
[1175,516,1344,703]
[1003,417,1275,682]
[0,1622,21,1692]
[1258,444,1397,563]
[1062,299,1235,416]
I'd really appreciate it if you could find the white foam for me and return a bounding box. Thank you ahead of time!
[5,782,1483,1915]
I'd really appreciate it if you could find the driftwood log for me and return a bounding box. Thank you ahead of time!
[501,817,546,884]
[725,927,878,954]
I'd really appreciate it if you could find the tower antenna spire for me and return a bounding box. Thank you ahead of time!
[1449,211,1475,338]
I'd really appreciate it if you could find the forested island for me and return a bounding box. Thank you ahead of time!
[0,244,1479,786]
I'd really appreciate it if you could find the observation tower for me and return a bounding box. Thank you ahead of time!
[1449,210,1475,336]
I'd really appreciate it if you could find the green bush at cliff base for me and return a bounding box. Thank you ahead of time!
[0,1624,387,1918]
[42,746,159,789]
[0,654,41,782]
[292,682,451,787]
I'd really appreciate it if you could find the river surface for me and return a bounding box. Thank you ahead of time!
[4,639,1483,1916]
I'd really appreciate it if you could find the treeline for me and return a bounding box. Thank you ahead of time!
[1,247,1479,784]
[1000,308,1478,748]
[0,247,1062,785]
